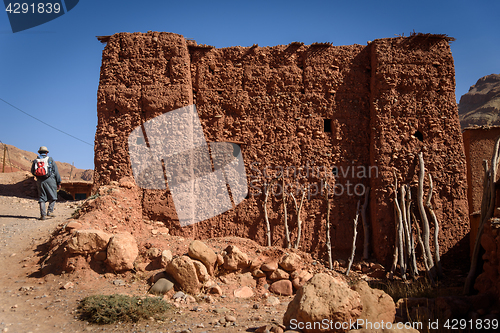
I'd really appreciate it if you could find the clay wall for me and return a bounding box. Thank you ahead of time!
[463,126,500,255]
[94,32,469,266]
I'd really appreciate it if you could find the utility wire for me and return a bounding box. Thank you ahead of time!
[0,97,94,147]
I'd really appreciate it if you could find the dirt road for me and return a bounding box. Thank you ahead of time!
[0,173,295,333]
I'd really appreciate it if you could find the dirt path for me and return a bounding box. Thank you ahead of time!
[0,174,296,333]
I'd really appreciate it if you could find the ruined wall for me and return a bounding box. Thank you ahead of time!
[369,37,469,262]
[463,126,500,255]
[94,32,469,266]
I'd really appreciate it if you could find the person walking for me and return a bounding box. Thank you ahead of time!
[31,146,61,220]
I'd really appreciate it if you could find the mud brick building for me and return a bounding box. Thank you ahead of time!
[94,32,469,266]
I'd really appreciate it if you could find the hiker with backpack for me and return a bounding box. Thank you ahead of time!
[31,146,61,220]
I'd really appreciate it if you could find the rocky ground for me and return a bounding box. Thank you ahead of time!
[3,171,500,333]
[0,172,323,333]
[0,189,297,333]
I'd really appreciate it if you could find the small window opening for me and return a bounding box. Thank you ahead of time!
[324,119,332,133]
[413,130,424,142]
[332,166,338,177]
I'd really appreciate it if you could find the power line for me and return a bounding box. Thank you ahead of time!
[0,97,94,147]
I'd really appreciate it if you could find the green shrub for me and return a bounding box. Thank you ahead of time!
[78,294,172,324]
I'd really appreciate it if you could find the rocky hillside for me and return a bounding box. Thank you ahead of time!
[0,143,93,181]
[459,73,500,128]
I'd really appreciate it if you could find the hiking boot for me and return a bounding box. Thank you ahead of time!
[47,213,56,218]
[39,216,46,221]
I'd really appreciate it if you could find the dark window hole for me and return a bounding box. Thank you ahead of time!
[413,130,423,142]
[324,119,332,133]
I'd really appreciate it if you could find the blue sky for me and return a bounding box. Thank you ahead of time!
[1,0,499,170]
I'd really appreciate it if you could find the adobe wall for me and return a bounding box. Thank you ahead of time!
[94,32,469,266]
[463,126,500,255]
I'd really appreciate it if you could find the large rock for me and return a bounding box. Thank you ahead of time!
[67,229,111,254]
[269,268,290,281]
[223,245,250,270]
[350,280,395,325]
[283,273,362,333]
[188,240,217,275]
[106,233,138,271]
[160,249,173,268]
[166,255,201,295]
[279,252,302,272]
[291,269,314,289]
[192,259,211,283]
[269,280,293,296]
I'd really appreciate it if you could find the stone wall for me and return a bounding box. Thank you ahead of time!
[94,32,469,266]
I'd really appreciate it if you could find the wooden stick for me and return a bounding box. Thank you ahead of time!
[325,180,333,270]
[393,172,406,280]
[390,201,400,280]
[346,200,361,276]
[282,178,290,249]
[361,187,370,260]
[264,178,278,247]
[413,210,435,286]
[417,152,436,279]
[390,175,400,280]
[399,185,408,280]
[291,190,306,249]
[425,173,443,277]
[406,186,419,278]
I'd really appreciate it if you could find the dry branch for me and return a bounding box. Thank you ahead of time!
[346,201,361,276]
[425,173,442,277]
[263,178,278,247]
[393,172,406,280]
[406,186,419,278]
[361,187,370,260]
[413,210,435,286]
[324,180,333,270]
[282,178,290,249]
[417,152,436,279]
[390,175,400,280]
[291,190,306,249]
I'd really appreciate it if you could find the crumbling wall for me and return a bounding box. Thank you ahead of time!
[463,126,500,255]
[369,37,469,262]
[94,32,469,266]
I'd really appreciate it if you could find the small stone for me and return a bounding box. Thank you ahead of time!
[267,296,280,306]
[173,291,186,300]
[225,315,236,322]
[252,269,266,278]
[148,278,174,295]
[214,307,230,314]
[61,282,74,290]
[186,295,196,304]
[234,286,254,298]
[113,279,126,286]
[207,284,223,295]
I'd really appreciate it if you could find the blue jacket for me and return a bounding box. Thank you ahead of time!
[31,153,61,202]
